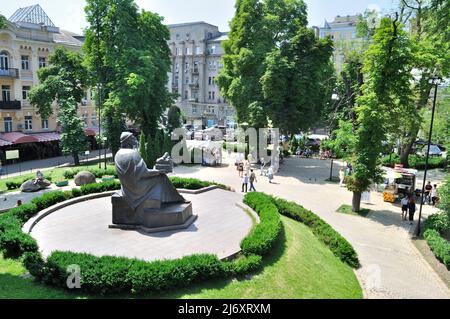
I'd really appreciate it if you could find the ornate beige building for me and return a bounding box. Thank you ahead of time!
[0,5,97,161]
[317,15,363,72]
[168,22,235,127]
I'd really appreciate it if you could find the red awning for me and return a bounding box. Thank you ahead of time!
[30,132,61,142]
[0,132,39,144]
[0,139,12,147]
[85,127,99,136]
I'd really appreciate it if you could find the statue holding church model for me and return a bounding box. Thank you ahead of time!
[110,132,196,232]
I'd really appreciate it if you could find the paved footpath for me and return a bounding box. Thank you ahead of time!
[172,154,450,299]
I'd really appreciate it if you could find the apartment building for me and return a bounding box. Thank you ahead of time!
[317,15,363,72]
[168,22,235,127]
[0,4,98,162]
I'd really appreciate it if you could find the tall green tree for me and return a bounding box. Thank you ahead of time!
[261,27,334,135]
[84,0,173,155]
[0,14,6,29]
[59,99,89,163]
[28,47,89,165]
[348,17,415,212]
[167,106,182,133]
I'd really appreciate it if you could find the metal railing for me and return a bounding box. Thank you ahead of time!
[0,100,22,109]
[0,68,20,78]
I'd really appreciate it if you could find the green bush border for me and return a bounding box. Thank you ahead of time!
[0,180,358,295]
[423,213,450,269]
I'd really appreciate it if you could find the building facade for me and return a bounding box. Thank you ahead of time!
[317,15,362,72]
[167,22,235,127]
[0,5,98,161]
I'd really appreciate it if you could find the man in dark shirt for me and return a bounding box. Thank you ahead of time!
[425,181,433,204]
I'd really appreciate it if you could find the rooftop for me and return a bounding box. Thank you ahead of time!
[323,14,361,29]
[168,21,218,29]
[9,4,55,27]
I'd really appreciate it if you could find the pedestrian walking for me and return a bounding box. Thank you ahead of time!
[260,158,265,176]
[425,181,433,204]
[242,173,249,193]
[431,184,439,206]
[339,168,345,187]
[401,196,409,221]
[408,197,417,225]
[243,159,251,176]
[268,166,274,184]
[249,170,257,192]
[237,162,244,178]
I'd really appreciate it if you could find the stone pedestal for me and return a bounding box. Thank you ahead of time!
[110,193,197,233]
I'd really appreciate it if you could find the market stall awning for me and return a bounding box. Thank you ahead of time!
[0,132,39,144]
[30,132,61,142]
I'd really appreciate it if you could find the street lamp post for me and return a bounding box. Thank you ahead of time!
[97,83,102,169]
[416,76,441,237]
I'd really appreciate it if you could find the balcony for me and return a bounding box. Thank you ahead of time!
[0,68,20,79]
[189,82,199,90]
[0,100,21,110]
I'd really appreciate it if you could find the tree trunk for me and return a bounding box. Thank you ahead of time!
[73,152,80,166]
[352,191,362,212]
[400,133,418,168]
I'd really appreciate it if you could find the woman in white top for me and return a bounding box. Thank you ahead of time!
[431,185,439,206]
[401,196,409,221]
[268,166,274,184]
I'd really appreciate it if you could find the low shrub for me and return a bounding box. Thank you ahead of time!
[31,191,67,211]
[169,177,211,190]
[424,229,450,268]
[223,254,262,276]
[6,203,38,224]
[63,167,117,180]
[273,197,360,268]
[242,192,282,256]
[0,228,38,259]
[424,213,450,234]
[40,251,225,295]
[5,181,23,190]
[71,188,83,198]
[80,180,121,195]
[382,153,447,170]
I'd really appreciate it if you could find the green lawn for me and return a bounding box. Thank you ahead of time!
[0,216,362,299]
[0,162,115,193]
[337,204,370,218]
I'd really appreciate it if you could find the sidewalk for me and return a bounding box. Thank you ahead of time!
[0,149,112,179]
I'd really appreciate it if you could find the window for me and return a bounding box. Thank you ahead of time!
[4,117,12,133]
[208,105,215,114]
[91,112,97,126]
[195,46,202,55]
[185,76,189,84]
[0,52,9,70]
[177,48,182,56]
[21,55,30,70]
[212,77,216,85]
[41,118,49,130]
[192,105,197,114]
[209,45,216,54]
[185,62,190,70]
[82,113,88,126]
[212,91,216,100]
[38,57,46,68]
[184,91,188,99]
[175,63,179,72]
[22,86,31,100]
[208,77,212,85]
[176,34,180,40]
[2,85,11,101]
[208,91,212,100]
[185,47,191,55]
[24,116,33,131]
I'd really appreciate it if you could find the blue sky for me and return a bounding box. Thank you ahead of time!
[1,0,399,33]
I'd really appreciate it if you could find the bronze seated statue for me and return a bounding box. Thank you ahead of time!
[110,132,196,232]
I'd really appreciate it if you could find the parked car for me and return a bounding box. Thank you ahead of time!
[420,144,443,157]
[202,127,223,141]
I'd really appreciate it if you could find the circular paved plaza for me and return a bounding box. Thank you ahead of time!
[28,189,254,261]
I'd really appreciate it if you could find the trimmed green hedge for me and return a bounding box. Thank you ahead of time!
[273,197,360,268]
[382,153,447,170]
[424,229,450,268]
[63,167,117,180]
[242,192,282,256]
[423,212,450,269]
[0,180,357,295]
